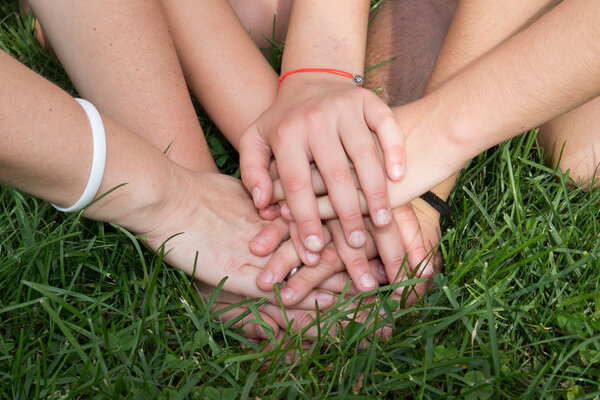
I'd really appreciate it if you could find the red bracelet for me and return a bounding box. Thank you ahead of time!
[277,68,364,88]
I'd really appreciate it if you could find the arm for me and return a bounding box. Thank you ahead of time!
[158,0,279,148]
[419,0,562,203]
[319,0,600,214]
[0,50,339,312]
[239,0,406,288]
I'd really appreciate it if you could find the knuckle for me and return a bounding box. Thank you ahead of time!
[295,217,317,235]
[292,311,315,332]
[327,166,352,185]
[367,189,388,204]
[319,246,340,267]
[353,145,379,162]
[282,175,308,195]
[339,208,364,224]
[346,256,368,273]
[274,119,301,141]
[305,106,326,126]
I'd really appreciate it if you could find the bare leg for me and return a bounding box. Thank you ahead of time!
[538,97,600,188]
[365,0,457,106]
[26,0,217,172]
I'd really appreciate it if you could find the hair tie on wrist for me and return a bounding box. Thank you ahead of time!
[52,98,106,213]
[419,191,452,217]
[278,68,364,89]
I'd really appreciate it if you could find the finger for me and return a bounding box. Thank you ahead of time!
[288,221,320,266]
[273,135,324,254]
[279,244,343,306]
[273,167,328,203]
[311,137,366,249]
[317,259,388,296]
[239,125,275,209]
[198,262,333,310]
[393,204,432,275]
[363,93,405,181]
[366,216,409,295]
[258,204,281,220]
[256,222,334,291]
[326,218,377,292]
[317,191,368,220]
[256,239,299,291]
[258,303,335,338]
[392,204,435,303]
[340,116,392,228]
[249,217,290,257]
[194,280,280,340]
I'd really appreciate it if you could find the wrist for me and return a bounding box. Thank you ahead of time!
[81,117,180,234]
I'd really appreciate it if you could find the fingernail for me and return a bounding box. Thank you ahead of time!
[395,275,409,295]
[360,273,377,289]
[260,270,274,284]
[304,235,322,252]
[378,263,386,278]
[305,251,319,264]
[316,291,333,304]
[349,230,366,247]
[280,287,294,300]
[252,235,267,248]
[281,204,292,220]
[376,209,392,226]
[252,187,261,207]
[421,261,434,276]
[391,164,404,180]
[257,325,269,339]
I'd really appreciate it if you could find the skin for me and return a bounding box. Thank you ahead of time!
[253,0,457,301]
[14,0,350,336]
[237,0,408,282]
[316,0,600,218]
[160,0,431,296]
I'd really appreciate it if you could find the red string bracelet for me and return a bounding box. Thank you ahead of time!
[277,68,364,88]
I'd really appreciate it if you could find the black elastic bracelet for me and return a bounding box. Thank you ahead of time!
[419,191,452,217]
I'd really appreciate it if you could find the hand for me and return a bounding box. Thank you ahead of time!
[263,160,430,294]
[239,73,405,265]
[127,170,337,311]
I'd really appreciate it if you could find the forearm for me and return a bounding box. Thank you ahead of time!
[0,51,172,232]
[426,0,560,92]
[159,0,279,149]
[392,0,600,205]
[281,0,370,74]
[420,0,560,202]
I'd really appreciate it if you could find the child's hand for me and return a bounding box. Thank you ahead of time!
[239,74,406,265]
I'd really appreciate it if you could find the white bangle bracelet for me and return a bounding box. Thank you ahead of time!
[52,98,107,213]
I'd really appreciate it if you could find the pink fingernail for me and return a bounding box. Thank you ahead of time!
[391,164,404,180]
[260,270,274,284]
[376,209,392,225]
[305,251,319,264]
[349,230,366,247]
[252,187,261,207]
[378,263,386,278]
[257,325,269,339]
[360,273,377,289]
[316,291,333,304]
[423,261,434,276]
[281,204,292,220]
[304,235,322,252]
[280,287,294,300]
[252,235,267,248]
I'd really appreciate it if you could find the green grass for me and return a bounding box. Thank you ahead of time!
[1,1,599,398]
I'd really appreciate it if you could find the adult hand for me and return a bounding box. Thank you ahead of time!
[110,170,337,311]
[239,75,405,265]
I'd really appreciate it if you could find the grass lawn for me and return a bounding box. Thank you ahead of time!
[1,2,599,399]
